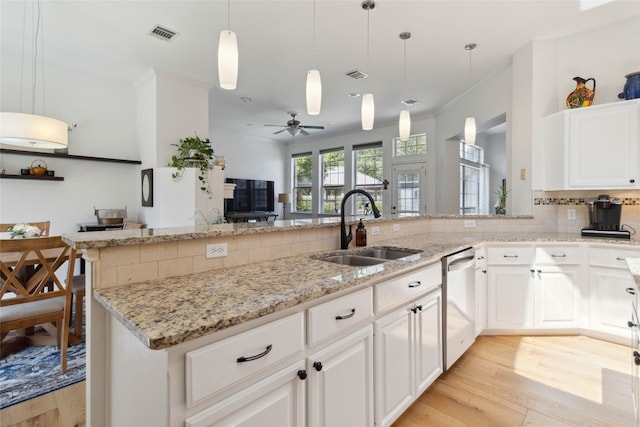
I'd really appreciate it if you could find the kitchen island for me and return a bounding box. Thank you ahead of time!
[61,216,640,426]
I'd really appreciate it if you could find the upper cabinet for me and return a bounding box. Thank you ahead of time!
[542,100,640,190]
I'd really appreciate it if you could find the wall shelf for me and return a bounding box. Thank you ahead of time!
[0,148,141,165]
[0,174,64,181]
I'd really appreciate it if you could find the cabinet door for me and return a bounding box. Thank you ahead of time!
[184,361,306,427]
[475,266,487,336]
[374,307,413,427]
[307,325,374,427]
[534,267,582,328]
[589,267,635,337]
[414,291,443,395]
[487,267,534,329]
[568,101,639,188]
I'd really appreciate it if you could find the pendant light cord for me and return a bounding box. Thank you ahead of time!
[312,0,316,68]
[227,0,231,29]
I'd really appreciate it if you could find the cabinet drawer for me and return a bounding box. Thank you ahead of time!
[487,246,534,265]
[186,312,304,407]
[308,287,372,346]
[589,246,640,269]
[535,245,583,265]
[375,263,441,313]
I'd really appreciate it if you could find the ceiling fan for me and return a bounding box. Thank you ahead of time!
[265,112,325,136]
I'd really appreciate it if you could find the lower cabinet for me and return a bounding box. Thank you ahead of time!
[487,265,534,329]
[307,325,374,427]
[374,288,442,427]
[185,360,306,427]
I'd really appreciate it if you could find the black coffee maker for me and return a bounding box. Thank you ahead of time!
[582,195,629,238]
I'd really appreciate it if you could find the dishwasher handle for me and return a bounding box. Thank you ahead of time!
[447,255,475,272]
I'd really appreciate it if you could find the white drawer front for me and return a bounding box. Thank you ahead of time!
[186,312,304,407]
[589,246,640,269]
[375,263,441,313]
[535,245,583,265]
[487,246,534,265]
[307,287,372,346]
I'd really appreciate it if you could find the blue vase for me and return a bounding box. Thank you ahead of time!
[618,71,640,100]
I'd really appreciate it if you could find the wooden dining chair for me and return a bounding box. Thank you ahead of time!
[0,221,51,237]
[0,236,77,372]
[70,273,86,339]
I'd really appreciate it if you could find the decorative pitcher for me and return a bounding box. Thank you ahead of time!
[566,76,596,108]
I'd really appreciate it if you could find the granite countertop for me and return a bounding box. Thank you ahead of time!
[93,231,639,351]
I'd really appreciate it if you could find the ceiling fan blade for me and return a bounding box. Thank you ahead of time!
[299,129,310,136]
[299,125,325,130]
[264,124,286,127]
[273,129,287,135]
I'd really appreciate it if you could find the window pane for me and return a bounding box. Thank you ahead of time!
[354,145,383,213]
[293,154,312,212]
[321,150,344,214]
[394,133,426,157]
[397,172,421,212]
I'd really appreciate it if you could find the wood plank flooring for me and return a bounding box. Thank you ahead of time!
[0,335,633,426]
[394,335,635,427]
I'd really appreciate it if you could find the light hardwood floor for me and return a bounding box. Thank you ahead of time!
[0,335,633,427]
[394,335,635,427]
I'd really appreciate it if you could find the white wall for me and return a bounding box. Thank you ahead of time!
[0,58,140,233]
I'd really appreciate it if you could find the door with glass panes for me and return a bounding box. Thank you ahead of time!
[391,163,426,215]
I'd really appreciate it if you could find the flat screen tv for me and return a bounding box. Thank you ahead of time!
[225,178,275,212]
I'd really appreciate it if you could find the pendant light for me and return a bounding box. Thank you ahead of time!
[398,32,411,142]
[218,0,238,90]
[0,0,68,149]
[306,0,321,115]
[361,0,375,130]
[463,43,477,145]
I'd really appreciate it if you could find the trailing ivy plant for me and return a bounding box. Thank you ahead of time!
[168,134,214,197]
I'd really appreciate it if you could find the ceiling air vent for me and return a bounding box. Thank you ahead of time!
[149,25,178,42]
[345,69,368,80]
[401,98,421,106]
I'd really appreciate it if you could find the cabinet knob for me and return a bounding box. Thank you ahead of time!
[634,352,640,366]
[628,321,638,328]
[482,269,487,274]
[297,370,307,380]
[416,304,423,311]
[410,306,418,314]
[630,179,636,183]
[313,361,323,371]
[626,287,636,295]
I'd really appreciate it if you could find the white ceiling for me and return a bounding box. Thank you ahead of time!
[1,0,639,142]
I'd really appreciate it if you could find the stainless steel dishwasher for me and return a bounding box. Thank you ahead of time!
[442,247,476,370]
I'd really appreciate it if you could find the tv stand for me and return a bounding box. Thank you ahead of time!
[225,211,278,223]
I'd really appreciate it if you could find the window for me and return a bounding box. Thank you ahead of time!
[354,142,383,213]
[393,133,426,157]
[320,148,344,213]
[459,142,488,215]
[292,153,312,212]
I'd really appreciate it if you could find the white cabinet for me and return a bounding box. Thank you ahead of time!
[185,361,306,427]
[487,245,535,329]
[542,99,640,190]
[589,246,640,338]
[474,246,487,336]
[307,325,374,427]
[374,288,442,427]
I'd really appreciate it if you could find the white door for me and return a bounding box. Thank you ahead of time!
[374,307,413,427]
[391,163,426,215]
[414,290,443,395]
[184,361,306,427]
[307,325,374,427]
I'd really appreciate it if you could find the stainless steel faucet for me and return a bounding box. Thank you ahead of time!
[340,189,381,250]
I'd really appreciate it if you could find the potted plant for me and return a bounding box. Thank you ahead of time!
[494,183,508,215]
[168,134,214,197]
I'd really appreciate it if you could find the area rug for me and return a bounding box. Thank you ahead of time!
[0,340,86,409]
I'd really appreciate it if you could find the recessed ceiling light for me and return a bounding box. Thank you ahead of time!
[240,97,252,103]
[401,98,421,106]
[348,93,361,98]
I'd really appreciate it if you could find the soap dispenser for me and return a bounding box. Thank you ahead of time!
[355,219,367,247]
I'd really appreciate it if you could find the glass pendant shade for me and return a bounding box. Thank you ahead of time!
[464,116,476,145]
[218,30,238,90]
[361,93,375,130]
[306,69,322,115]
[399,109,411,141]
[0,112,68,149]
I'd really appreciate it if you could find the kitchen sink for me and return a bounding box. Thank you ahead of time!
[355,247,421,260]
[316,254,386,266]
